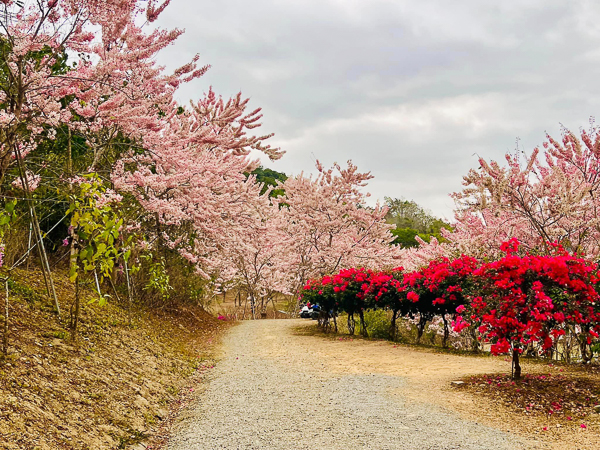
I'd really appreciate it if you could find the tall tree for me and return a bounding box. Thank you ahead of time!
[452,125,600,258]
[273,161,399,296]
[113,90,283,278]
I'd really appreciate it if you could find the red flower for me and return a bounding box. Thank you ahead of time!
[407,291,419,302]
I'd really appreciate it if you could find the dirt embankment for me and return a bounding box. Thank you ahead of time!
[0,268,231,450]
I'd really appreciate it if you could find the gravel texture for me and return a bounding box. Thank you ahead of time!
[168,319,527,450]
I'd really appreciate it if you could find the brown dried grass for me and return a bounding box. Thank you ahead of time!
[0,267,232,450]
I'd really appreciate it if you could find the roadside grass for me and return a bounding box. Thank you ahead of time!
[293,316,495,359]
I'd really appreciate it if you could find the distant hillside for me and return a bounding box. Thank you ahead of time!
[384,197,452,248]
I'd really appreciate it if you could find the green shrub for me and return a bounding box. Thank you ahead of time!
[8,279,43,304]
[360,309,392,339]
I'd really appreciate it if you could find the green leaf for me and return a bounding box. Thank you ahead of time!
[80,246,91,261]
[5,201,15,214]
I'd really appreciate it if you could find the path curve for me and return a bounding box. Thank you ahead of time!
[168,319,530,450]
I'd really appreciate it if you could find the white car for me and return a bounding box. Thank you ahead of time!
[299,305,312,318]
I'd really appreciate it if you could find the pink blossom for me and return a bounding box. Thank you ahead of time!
[452,316,470,333]
[11,171,40,192]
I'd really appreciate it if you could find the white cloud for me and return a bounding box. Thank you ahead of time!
[153,0,600,217]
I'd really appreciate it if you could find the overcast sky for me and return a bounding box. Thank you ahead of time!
[153,0,600,220]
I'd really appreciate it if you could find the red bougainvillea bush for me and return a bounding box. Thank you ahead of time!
[301,239,600,379]
[461,239,600,378]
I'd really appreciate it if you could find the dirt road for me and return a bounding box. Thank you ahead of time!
[168,319,559,449]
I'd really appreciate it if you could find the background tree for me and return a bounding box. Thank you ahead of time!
[451,125,600,259]
[273,161,399,298]
[250,166,288,197]
[385,197,451,248]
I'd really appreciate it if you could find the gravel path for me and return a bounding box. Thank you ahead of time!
[168,319,528,450]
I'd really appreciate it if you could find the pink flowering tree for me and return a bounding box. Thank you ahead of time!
[112,91,283,289]
[452,125,600,259]
[0,0,208,176]
[0,0,211,311]
[211,199,293,318]
[272,161,400,298]
[395,236,450,272]
[0,0,287,309]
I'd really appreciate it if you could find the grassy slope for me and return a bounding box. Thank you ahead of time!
[0,268,231,450]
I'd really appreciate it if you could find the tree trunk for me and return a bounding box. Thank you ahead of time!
[250,294,256,320]
[416,317,427,344]
[32,212,60,316]
[260,296,265,316]
[347,313,355,336]
[242,295,248,320]
[70,278,80,339]
[2,279,8,356]
[470,326,479,353]
[69,237,79,330]
[547,345,554,361]
[319,310,330,332]
[389,310,398,341]
[525,342,537,358]
[580,340,593,364]
[359,310,368,338]
[442,315,450,348]
[26,223,32,270]
[512,348,522,380]
[332,311,338,333]
[124,259,134,326]
[14,146,60,317]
